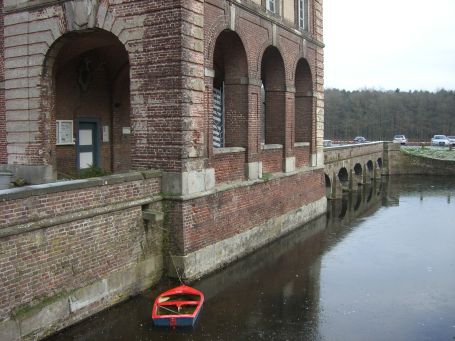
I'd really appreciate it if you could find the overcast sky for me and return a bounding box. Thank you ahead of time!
[324,0,455,91]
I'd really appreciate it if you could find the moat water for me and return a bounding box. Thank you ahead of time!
[48,176,455,341]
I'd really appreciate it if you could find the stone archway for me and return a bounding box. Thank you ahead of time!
[294,58,313,144]
[212,30,249,149]
[261,46,286,146]
[46,30,131,177]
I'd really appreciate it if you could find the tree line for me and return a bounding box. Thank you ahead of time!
[324,88,455,142]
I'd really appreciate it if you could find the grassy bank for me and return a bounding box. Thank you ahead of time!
[401,146,455,161]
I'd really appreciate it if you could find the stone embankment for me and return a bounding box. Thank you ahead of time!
[387,144,455,175]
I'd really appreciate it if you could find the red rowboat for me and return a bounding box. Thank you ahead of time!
[152,285,204,327]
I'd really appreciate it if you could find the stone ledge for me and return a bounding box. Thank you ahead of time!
[262,143,283,150]
[213,147,246,154]
[294,142,310,147]
[0,171,162,201]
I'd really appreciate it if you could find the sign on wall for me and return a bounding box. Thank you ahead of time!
[213,87,224,148]
[56,120,74,145]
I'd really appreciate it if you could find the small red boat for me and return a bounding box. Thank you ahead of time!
[152,285,204,327]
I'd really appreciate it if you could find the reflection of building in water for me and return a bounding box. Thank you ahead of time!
[197,216,326,337]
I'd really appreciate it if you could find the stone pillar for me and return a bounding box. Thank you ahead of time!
[162,0,215,196]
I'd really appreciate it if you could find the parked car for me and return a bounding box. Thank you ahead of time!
[447,136,455,146]
[323,139,332,147]
[393,134,408,145]
[431,135,450,146]
[353,136,367,144]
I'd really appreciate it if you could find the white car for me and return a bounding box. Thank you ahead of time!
[447,136,455,146]
[431,135,450,146]
[393,135,407,145]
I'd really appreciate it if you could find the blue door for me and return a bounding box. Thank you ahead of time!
[77,121,99,169]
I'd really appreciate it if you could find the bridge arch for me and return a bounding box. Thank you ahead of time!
[325,173,331,197]
[354,163,362,175]
[338,167,349,191]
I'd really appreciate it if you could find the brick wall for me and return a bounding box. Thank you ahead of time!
[167,169,325,255]
[262,148,283,173]
[0,171,163,338]
[295,144,310,167]
[213,150,246,183]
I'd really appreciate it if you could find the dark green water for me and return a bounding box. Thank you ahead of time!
[48,176,455,341]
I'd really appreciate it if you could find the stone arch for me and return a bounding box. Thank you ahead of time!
[325,173,332,198]
[205,15,230,68]
[41,29,131,177]
[366,160,374,179]
[294,58,313,143]
[260,46,286,145]
[354,163,362,175]
[338,167,349,190]
[212,30,249,148]
[377,157,383,169]
[367,160,374,172]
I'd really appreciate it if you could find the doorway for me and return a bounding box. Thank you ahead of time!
[77,120,100,169]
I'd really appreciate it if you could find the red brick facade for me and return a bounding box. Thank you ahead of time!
[1,0,323,182]
[0,0,325,338]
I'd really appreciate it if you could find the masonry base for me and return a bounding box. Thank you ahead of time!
[169,196,327,280]
[0,257,162,341]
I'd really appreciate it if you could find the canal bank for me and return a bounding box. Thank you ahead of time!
[387,144,455,175]
[0,165,327,341]
[46,176,455,341]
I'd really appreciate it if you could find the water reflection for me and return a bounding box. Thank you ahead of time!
[48,176,455,341]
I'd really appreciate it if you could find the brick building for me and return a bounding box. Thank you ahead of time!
[0,0,325,339]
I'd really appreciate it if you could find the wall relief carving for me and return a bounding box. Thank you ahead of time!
[65,0,100,31]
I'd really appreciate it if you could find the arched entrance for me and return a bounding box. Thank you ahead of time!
[47,30,130,177]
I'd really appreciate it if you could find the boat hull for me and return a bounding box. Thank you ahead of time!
[152,285,204,328]
[153,308,201,327]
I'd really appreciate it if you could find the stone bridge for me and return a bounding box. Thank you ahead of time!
[324,142,389,199]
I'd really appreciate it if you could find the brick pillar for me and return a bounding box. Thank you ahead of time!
[246,79,262,179]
